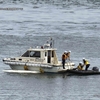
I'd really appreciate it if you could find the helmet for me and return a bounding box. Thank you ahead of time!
[83,58,85,60]
[68,50,71,53]
[79,62,82,64]
[64,51,67,53]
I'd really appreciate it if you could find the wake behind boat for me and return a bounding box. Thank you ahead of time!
[3,38,75,73]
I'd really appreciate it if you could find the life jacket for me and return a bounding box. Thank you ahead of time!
[62,54,66,60]
[77,65,83,70]
[67,52,70,57]
[65,53,68,58]
[66,52,70,59]
[84,60,89,65]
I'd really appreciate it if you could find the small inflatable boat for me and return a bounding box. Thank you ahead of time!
[67,67,100,75]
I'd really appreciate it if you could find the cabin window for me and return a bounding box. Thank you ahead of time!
[22,51,40,57]
[22,51,30,57]
[45,52,47,56]
[48,50,51,56]
[30,51,40,57]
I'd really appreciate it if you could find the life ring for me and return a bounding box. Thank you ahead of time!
[24,65,28,70]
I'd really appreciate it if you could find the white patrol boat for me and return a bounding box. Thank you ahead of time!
[3,38,75,73]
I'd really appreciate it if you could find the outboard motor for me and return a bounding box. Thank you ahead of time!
[92,67,99,72]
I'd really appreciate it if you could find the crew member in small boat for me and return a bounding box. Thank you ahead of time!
[83,58,90,71]
[77,62,83,70]
[66,51,71,61]
[62,51,67,69]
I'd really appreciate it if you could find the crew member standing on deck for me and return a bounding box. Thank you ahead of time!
[83,58,90,71]
[62,51,67,69]
[66,51,71,61]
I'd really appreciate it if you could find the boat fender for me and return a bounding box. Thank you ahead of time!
[40,68,44,73]
[92,67,99,72]
[24,65,28,70]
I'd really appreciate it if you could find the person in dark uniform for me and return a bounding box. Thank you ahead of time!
[62,51,67,69]
[83,58,90,71]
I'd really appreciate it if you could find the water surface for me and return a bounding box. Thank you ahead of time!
[0,0,100,100]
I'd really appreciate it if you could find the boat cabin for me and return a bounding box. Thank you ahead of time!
[21,46,59,64]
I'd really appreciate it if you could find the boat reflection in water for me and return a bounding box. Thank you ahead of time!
[3,38,75,73]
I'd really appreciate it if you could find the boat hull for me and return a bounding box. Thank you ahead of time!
[4,61,74,73]
[9,65,72,73]
[67,69,100,75]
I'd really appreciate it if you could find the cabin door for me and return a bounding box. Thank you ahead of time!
[47,50,51,63]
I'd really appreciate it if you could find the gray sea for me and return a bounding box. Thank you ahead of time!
[0,0,100,100]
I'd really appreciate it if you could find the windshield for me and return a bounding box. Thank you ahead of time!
[22,51,40,58]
